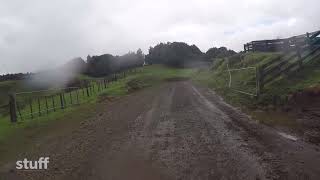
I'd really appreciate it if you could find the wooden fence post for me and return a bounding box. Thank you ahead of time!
[38,98,41,116]
[45,96,49,114]
[63,93,66,107]
[30,99,33,119]
[306,32,311,47]
[9,93,17,123]
[70,91,73,105]
[60,93,64,109]
[17,103,22,121]
[52,95,56,112]
[76,89,79,104]
[256,67,263,96]
[296,45,302,68]
[86,85,90,97]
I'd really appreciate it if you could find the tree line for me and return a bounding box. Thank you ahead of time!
[85,42,236,76]
[85,49,144,77]
[1,42,236,80]
[145,42,236,67]
[0,73,34,82]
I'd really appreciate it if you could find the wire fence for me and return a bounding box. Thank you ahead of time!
[5,67,142,122]
[16,87,83,120]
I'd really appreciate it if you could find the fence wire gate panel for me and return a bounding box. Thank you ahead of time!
[227,64,258,96]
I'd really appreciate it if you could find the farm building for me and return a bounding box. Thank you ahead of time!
[244,30,320,52]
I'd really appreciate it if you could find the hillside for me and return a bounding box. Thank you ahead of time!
[193,52,320,134]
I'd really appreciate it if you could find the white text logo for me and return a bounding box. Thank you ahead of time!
[16,157,50,170]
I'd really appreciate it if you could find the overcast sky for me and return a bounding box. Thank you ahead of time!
[0,0,319,74]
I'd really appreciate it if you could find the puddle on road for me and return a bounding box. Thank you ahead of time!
[248,110,298,128]
[247,110,299,141]
[277,132,298,141]
[249,111,298,141]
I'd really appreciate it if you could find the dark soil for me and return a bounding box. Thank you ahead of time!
[286,86,320,144]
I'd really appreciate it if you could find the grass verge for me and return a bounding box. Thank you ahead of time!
[192,52,320,126]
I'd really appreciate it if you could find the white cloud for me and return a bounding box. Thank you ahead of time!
[0,0,319,74]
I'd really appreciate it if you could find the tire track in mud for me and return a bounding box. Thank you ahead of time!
[129,82,268,179]
[3,81,320,180]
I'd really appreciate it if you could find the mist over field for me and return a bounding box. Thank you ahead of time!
[0,0,320,74]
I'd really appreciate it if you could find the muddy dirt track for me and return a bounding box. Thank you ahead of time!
[2,81,320,180]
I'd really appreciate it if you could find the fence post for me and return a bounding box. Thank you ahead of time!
[82,87,84,96]
[9,93,17,123]
[29,99,33,119]
[86,85,90,97]
[76,89,79,104]
[60,93,64,109]
[256,67,263,97]
[70,91,73,105]
[306,32,311,47]
[284,39,289,52]
[52,95,56,112]
[45,96,49,114]
[63,93,66,107]
[38,98,41,116]
[296,45,302,68]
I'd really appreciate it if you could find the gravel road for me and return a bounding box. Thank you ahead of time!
[2,81,320,180]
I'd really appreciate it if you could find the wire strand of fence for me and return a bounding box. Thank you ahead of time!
[15,87,80,95]
[7,67,143,122]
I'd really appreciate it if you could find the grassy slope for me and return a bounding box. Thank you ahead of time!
[193,52,320,125]
[0,65,195,166]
